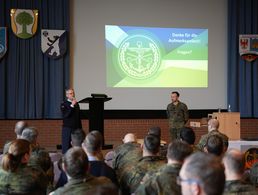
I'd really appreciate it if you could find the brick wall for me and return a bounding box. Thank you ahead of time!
[0,119,257,149]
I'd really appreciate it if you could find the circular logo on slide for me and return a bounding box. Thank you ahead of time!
[118,35,161,79]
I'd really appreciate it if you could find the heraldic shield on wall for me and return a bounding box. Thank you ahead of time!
[0,27,7,59]
[239,34,258,62]
[41,29,67,59]
[10,9,38,39]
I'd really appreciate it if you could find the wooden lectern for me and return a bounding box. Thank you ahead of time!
[79,94,112,149]
[212,112,240,140]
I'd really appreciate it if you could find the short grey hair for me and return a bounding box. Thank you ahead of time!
[21,127,38,143]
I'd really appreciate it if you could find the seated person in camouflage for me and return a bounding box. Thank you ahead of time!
[112,133,142,181]
[197,118,229,152]
[135,140,193,195]
[179,152,225,195]
[0,139,48,194]
[204,134,224,157]
[180,127,200,152]
[148,126,167,158]
[223,149,257,195]
[50,147,111,195]
[21,127,54,190]
[120,135,166,194]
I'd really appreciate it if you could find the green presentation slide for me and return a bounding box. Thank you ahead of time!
[105,25,208,87]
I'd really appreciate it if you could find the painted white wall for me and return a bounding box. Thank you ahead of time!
[71,0,227,110]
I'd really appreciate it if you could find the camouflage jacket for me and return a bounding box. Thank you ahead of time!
[167,101,189,129]
[135,163,182,195]
[197,130,229,151]
[112,142,142,181]
[0,164,48,195]
[223,180,257,195]
[120,155,166,194]
[51,174,111,195]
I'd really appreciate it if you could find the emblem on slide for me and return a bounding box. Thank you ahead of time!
[10,9,38,39]
[118,35,161,79]
[0,27,7,59]
[41,29,67,59]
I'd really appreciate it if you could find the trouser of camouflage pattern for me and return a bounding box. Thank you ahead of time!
[169,127,181,141]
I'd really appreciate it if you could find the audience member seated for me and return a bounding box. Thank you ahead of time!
[82,131,118,185]
[71,128,86,147]
[135,140,193,195]
[0,139,48,194]
[180,127,200,152]
[21,127,54,192]
[197,118,229,152]
[148,126,167,158]
[112,133,142,181]
[0,121,28,162]
[120,134,166,194]
[55,128,86,188]
[178,152,225,195]
[49,147,111,195]
[204,134,224,157]
[15,121,28,139]
[223,149,257,195]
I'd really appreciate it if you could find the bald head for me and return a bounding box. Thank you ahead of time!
[208,119,219,132]
[223,149,245,176]
[14,121,28,138]
[123,133,137,143]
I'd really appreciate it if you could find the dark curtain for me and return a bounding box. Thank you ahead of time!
[228,0,258,117]
[0,0,69,119]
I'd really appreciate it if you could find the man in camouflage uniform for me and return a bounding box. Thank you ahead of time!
[50,147,111,195]
[135,141,193,195]
[167,91,189,141]
[112,133,142,182]
[21,127,55,192]
[179,127,200,153]
[197,118,229,152]
[119,135,166,194]
[223,149,257,195]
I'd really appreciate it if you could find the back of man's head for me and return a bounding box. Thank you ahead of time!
[29,150,52,172]
[63,147,88,179]
[148,126,161,139]
[14,121,28,138]
[123,133,137,143]
[71,129,86,147]
[206,134,224,156]
[180,152,225,195]
[208,119,219,132]
[21,127,38,144]
[223,149,245,176]
[180,127,196,145]
[167,140,193,163]
[83,131,103,154]
[143,135,160,155]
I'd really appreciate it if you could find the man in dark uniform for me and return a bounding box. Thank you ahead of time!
[167,91,189,141]
[61,88,82,154]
